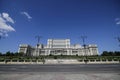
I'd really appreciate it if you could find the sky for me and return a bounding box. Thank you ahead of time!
[0,0,120,54]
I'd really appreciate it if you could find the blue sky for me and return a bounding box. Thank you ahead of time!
[0,0,120,54]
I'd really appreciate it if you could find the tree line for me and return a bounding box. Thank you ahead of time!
[0,51,24,56]
[101,51,120,56]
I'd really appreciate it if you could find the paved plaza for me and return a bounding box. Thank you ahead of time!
[0,64,120,80]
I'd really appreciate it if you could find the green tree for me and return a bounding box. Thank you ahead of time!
[114,51,120,56]
[14,52,19,56]
[101,51,120,56]
[54,56,57,59]
[0,52,2,56]
[101,51,109,56]
[49,54,52,56]
[6,51,14,56]
[18,52,24,56]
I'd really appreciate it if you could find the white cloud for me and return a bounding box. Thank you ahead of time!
[21,12,32,20]
[115,18,120,25]
[2,13,14,23]
[0,13,15,38]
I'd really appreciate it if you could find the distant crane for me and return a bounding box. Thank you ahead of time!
[35,36,42,44]
[117,37,120,42]
[35,36,42,56]
[81,36,87,47]
[115,37,120,46]
[80,36,87,63]
[81,36,87,56]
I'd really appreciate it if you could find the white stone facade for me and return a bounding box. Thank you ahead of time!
[18,39,99,56]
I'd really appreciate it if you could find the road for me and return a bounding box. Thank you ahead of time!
[0,64,120,80]
[0,64,120,73]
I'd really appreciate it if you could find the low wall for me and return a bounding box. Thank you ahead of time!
[45,59,84,64]
[0,59,119,64]
[45,59,120,64]
[0,61,43,64]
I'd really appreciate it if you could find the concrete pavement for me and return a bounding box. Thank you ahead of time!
[0,64,120,80]
[0,64,120,73]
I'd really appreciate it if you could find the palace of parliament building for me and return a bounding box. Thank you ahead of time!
[18,39,99,56]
